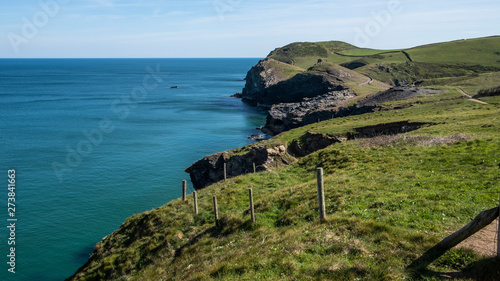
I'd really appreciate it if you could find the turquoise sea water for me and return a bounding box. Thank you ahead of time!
[0,58,265,280]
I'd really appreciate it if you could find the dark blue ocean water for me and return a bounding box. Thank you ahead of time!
[0,58,265,281]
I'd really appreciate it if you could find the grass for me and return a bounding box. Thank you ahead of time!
[69,90,500,280]
[338,49,402,57]
[406,36,500,67]
[266,36,500,86]
[307,62,391,98]
[261,58,306,80]
[68,36,500,280]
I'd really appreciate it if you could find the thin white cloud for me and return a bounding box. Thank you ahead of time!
[87,0,115,7]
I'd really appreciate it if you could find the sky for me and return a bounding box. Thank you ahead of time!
[1,0,499,58]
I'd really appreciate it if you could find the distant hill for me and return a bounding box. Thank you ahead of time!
[239,36,500,135]
[268,36,500,67]
[265,36,500,86]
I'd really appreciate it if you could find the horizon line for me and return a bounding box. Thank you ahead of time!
[0,57,264,59]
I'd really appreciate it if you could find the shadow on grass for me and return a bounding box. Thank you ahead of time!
[172,216,259,261]
[408,257,500,280]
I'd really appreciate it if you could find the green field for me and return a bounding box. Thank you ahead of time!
[268,36,500,86]
[406,36,500,67]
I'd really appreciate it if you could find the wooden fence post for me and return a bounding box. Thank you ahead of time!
[316,168,326,220]
[193,191,198,215]
[213,195,219,227]
[249,188,255,223]
[182,180,187,201]
[253,162,256,173]
[497,191,500,258]
[409,207,499,269]
[224,163,227,181]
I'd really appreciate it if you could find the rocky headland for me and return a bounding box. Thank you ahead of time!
[186,52,440,190]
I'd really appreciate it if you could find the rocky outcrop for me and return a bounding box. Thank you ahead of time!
[242,60,360,134]
[186,131,353,190]
[356,87,442,107]
[185,120,433,190]
[290,131,346,156]
[243,62,353,107]
[348,121,432,139]
[262,92,356,135]
[260,86,442,135]
[241,59,299,105]
[476,85,500,97]
[185,145,290,190]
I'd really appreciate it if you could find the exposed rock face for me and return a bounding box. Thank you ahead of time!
[348,121,431,139]
[356,87,441,107]
[242,59,359,134]
[186,58,439,189]
[262,91,356,135]
[186,129,357,189]
[259,86,440,135]
[290,131,346,156]
[242,59,353,107]
[241,59,293,105]
[185,145,289,190]
[185,120,432,190]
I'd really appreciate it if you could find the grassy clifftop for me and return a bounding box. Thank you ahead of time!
[68,37,500,280]
[266,36,500,87]
[69,93,500,280]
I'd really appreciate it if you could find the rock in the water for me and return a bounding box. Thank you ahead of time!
[248,134,266,141]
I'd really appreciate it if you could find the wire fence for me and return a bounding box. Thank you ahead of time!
[179,165,500,259]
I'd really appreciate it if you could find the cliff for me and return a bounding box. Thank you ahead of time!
[68,36,500,281]
[242,59,354,106]
[241,60,377,135]
[185,144,291,190]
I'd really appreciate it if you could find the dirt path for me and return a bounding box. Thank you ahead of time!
[456,219,498,257]
[359,76,372,88]
[458,88,489,104]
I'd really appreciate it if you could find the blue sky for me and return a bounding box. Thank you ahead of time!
[1,0,499,58]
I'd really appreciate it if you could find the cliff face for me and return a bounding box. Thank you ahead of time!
[242,59,354,107]
[241,58,304,105]
[242,60,358,134]
[185,60,362,190]
[185,144,291,190]
[185,130,352,190]
[263,91,355,135]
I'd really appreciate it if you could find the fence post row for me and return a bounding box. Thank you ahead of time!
[213,195,219,227]
[193,191,198,215]
[249,188,255,223]
[182,180,187,201]
[316,167,326,220]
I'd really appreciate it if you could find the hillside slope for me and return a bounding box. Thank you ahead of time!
[68,37,500,280]
[239,36,500,136]
[68,94,500,280]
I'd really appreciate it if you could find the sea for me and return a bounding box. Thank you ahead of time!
[0,58,265,281]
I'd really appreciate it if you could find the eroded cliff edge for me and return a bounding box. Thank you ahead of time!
[185,41,446,190]
[242,59,359,134]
